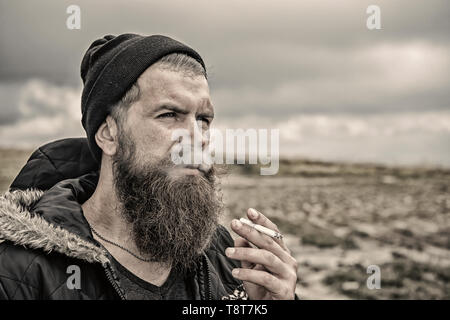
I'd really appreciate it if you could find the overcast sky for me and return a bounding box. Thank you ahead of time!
[0,0,449,167]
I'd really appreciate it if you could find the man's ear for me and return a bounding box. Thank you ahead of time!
[95,116,118,157]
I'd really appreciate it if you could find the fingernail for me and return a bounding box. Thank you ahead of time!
[232,269,240,276]
[249,208,258,219]
[233,219,242,228]
[226,248,235,256]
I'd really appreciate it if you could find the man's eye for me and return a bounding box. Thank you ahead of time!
[158,112,176,119]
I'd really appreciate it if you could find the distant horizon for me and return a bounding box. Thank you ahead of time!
[1,142,449,170]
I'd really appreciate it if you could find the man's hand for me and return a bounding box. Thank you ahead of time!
[226,208,298,300]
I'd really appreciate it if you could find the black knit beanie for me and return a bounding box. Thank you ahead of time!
[80,33,206,163]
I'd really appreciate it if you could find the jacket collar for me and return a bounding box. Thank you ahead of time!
[0,180,110,265]
[31,171,99,243]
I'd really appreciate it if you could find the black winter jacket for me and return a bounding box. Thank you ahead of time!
[0,138,246,300]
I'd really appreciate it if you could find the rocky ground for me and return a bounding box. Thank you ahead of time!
[1,150,449,299]
[222,161,450,299]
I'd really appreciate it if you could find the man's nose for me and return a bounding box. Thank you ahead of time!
[186,116,209,149]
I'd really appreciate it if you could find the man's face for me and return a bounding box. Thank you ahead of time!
[110,65,222,273]
[123,65,214,177]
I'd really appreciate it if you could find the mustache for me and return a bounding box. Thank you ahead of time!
[148,154,217,181]
[179,163,212,175]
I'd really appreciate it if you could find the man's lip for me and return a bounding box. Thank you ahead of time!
[182,164,211,174]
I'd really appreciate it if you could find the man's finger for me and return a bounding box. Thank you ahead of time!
[233,237,253,269]
[247,208,279,232]
[230,219,293,265]
[247,208,289,252]
[226,247,290,276]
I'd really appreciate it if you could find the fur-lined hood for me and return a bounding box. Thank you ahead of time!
[1,138,108,264]
[0,188,109,266]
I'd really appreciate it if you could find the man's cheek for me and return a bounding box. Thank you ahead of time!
[133,137,164,161]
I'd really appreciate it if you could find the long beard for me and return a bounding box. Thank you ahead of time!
[112,133,223,273]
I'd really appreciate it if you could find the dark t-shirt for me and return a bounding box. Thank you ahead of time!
[110,256,195,300]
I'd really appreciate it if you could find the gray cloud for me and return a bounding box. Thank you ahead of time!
[0,0,449,166]
[1,0,449,84]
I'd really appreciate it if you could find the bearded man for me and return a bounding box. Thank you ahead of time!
[0,34,298,300]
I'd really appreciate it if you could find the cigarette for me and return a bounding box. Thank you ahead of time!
[239,218,283,240]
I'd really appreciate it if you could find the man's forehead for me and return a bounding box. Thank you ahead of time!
[136,66,213,109]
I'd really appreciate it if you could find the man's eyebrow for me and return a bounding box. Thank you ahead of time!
[153,104,214,117]
[153,104,189,114]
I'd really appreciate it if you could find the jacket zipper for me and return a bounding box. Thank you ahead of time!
[90,238,126,300]
[202,254,213,300]
[104,262,126,300]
